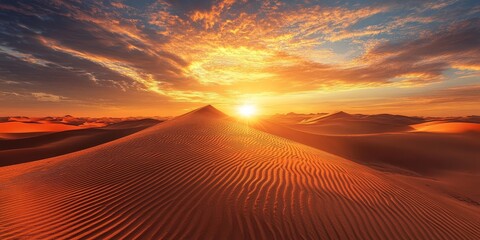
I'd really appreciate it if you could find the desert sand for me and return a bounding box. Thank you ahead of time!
[276,111,423,135]
[0,106,479,239]
[411,121,480,133]
[0,119,160,167]
[256,114,480,206]
[0,122,82,133]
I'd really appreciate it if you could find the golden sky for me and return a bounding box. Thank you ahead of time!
[0,0,479,116]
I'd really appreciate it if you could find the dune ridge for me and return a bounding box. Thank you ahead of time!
[0,106,479,239]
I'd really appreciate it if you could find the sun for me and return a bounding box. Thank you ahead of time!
[237,104,257,118]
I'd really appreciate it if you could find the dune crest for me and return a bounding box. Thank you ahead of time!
[299,111,351,124]
[175,105,228,120]
[0,106,479,239]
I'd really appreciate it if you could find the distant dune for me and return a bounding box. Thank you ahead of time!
[287,111,424,135]
[0,132,53,140]
[0,116,166,135]
[412,121,480,133]
[0,121,82,133]
[0,119,161,167]
[300,111,353,123]
[1,106,479,239]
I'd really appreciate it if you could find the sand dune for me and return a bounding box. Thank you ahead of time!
[0,132,52,140]
[0,122,82,133]
[287,111,423,135]
[1,106,479,239]
[300,111,353,123]
[412,121,480,133]
[255,120,480,175]
[254,119,480,207]
[0,119,160,167]
[269,112,328,125]
[270,112,424,135]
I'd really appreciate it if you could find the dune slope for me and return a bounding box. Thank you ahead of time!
[0,106,479,239]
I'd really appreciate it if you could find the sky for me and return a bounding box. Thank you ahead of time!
[0,0,479,117]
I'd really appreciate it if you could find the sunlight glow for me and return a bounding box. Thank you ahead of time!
[237,104,257,118]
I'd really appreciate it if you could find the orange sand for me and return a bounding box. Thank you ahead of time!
[411,121,480,133]
[0,106,479,239]
[0,122,81,133]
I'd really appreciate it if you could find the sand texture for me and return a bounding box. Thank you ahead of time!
[0,106,479,239]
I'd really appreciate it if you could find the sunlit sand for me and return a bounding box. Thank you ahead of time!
[1,105,479,239]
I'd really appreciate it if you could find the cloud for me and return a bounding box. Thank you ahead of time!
[150,2,388,92]
[0,0,479,115]
[413,84,480,104]
[0,91,21,97]
[164,0,237,29]
[356,18,480,84]
[32,92,69,102]
[362,84,480,116]
[0,46,55,67]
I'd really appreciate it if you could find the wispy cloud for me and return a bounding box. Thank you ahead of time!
[32,92,69,102]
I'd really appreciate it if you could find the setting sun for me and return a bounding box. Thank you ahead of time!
[237,104,257,118]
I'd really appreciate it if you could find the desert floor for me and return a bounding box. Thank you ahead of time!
[1,106,479,239]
